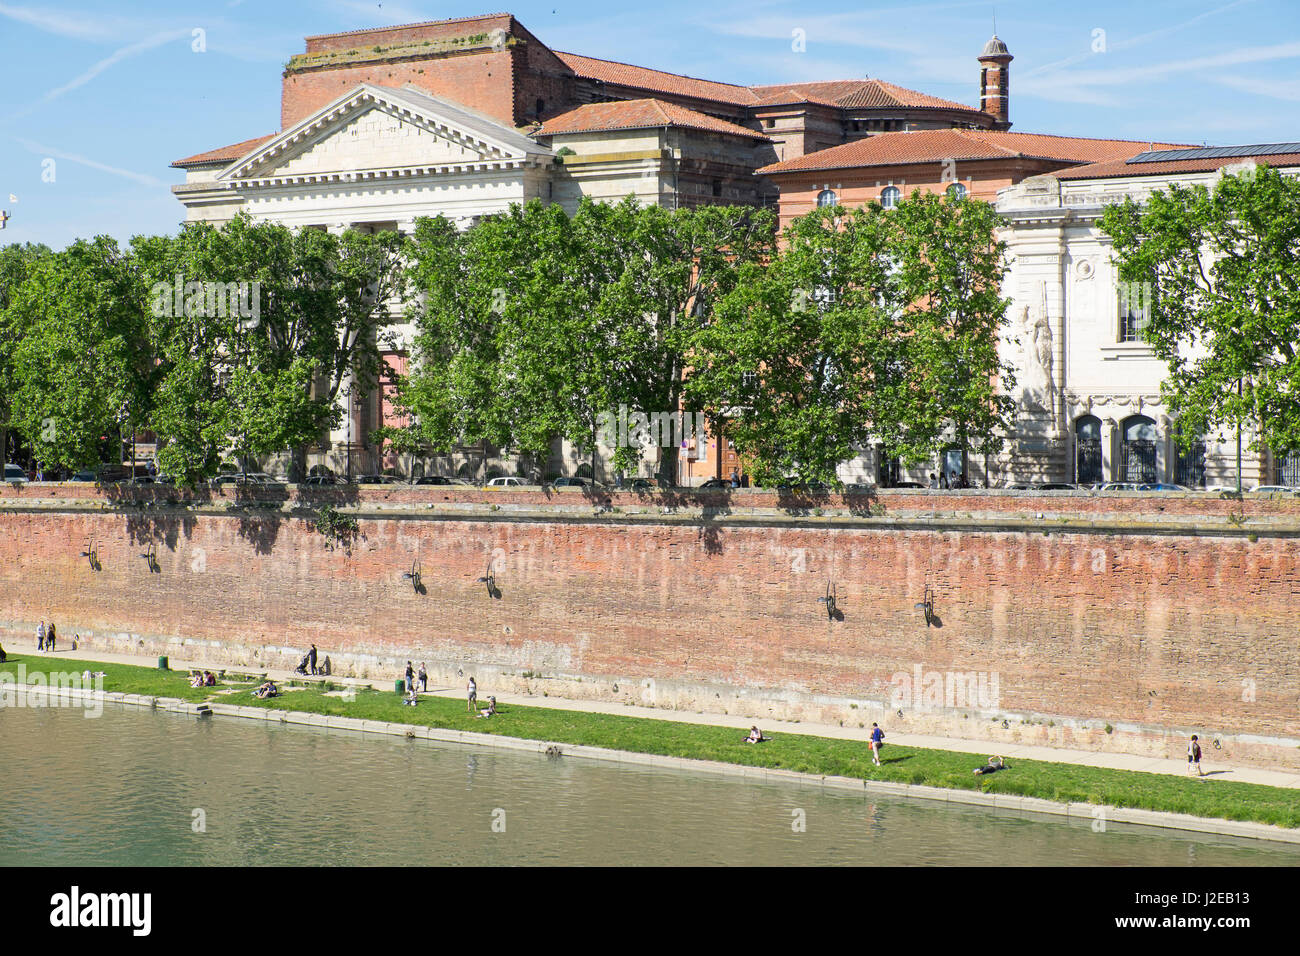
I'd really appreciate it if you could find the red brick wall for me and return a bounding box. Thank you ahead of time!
[282,51,522,129]
[2,489,1297,755]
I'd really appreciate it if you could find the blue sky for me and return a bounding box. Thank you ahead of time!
[2,0,1298,248]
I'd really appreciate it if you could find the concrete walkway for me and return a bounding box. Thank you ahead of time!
[18,644,1300,790]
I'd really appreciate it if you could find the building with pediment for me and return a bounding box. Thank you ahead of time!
[170,13,1019,481]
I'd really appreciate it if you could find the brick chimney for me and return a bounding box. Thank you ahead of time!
[977,36,1012,130]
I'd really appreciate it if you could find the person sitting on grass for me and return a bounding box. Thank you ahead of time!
[189,671,205,688]
[477,696,497,718]
[254,680,279,700]
[973,756,1008,776]
[402,684,419,707]
[744,726,767,744]
[204,671,217,687]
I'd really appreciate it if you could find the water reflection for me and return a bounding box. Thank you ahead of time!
[1,705,1296,867]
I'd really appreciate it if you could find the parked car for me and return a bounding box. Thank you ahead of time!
[890,481,925,489]
[552,476,599,489]
[412,475,454,485]
[697,477,731,489]
[1137,483,1189,492]
[4,463,28,484]
[1097,482,1142,491]
[1251,484,1296,493]
[355,474,400,485]
[1035,482,1078,491]
[626,477,668,492]
[302,475,343,486]
[70,469,98,482]
[486,476,525,488]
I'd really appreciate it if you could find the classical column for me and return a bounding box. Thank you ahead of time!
[1102,417,1118,482]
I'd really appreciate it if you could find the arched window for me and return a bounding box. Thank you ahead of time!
[816,189,838,207]
[946,182,968,201]
[1174,423,1206,488]
[1121,415,1157,483]
[1075,415,1102,485]
[880,186,901,209]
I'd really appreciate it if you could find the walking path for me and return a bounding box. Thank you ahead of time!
[22,644,1300,790]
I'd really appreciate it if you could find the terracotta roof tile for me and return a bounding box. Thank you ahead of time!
[756,129,1191,175]
[750,79,975,112]
[536,99,769,140]
[172,134,276,168]
[554,51,760,106]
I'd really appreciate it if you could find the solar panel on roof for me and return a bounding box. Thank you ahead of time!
[1128,143,1300,164]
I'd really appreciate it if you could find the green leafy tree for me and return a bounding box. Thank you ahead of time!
[686,204,903,485]
[0,242,53,462]
[688,194,1013,485]
[1101,165,1300,489]
[8,237,156,471]
[886,191,1015,480]
[137,215,408,483]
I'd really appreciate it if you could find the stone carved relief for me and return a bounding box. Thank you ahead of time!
[1017,284,1056,424]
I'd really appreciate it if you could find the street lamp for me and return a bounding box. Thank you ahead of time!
[914,587,936,627]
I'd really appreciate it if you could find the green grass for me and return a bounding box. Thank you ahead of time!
[5,653,1299,829]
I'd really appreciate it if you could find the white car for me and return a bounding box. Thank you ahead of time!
[486,476,524,488]
[4,463,28,483]
[1251,485,1296,493]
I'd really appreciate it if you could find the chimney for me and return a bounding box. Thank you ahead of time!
[977,36,1013,130]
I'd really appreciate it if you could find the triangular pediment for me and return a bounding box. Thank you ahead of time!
[220,84,551,183]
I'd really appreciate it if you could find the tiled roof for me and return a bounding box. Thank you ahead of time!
[1054,151,1300,180]
[172,134,277,167]
[750,79,975,112]
[536,98,770,140]
[554,51,760,106]
[756,129,1191,175]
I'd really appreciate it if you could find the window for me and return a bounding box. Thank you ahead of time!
[1120,415,1157,483]
[535,98,545,117]
[1174,423,1206,488]
[1117,280,1154,343]
[946,182,968,201]
[1075,415,1102,485]
[1277,448,1300,486]
[816,189,838,207]
[880,186,900,209]
[712,179,723,198]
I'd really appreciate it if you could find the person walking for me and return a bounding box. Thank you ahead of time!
[404,661,414,694]
[467,676,477,714]
[46,623,55,652]
[308,644,318,676]
[869,723,885,766]
[37,620,46,652]
[418,662,428,693]
[1187,735,1203,776]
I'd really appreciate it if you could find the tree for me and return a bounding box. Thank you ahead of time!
[8,237,156,471]
[399,199,774,483]
[687,193,1013,486]
[1101,165,1300,489]
[0,242,52,462]
[686,204,903,485]
[137,215,408,483]
[886,191,1015,480]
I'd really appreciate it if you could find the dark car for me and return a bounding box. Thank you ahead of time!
[413,476,455,485]
[698,477,731,489]
[890,481,925,489]
[302,475,343,486]
[355,474,399,485]
[553,476,600,489]
[1036,482,1077,491]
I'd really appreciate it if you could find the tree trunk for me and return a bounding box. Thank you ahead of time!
[289,445,308,483]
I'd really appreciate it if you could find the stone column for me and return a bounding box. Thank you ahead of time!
[1102,417,1118,482]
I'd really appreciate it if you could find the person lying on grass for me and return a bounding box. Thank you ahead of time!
[744,726,768,744]
[974,756,1008,775]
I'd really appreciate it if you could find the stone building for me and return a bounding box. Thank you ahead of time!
[169,13,1016,481]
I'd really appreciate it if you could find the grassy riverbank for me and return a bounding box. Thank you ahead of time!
[5,653,1298,829]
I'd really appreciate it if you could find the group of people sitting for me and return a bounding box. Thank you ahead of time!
[188,670,218,688]
[254,680,279,700]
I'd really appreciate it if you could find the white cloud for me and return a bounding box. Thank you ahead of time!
[17,139,167,188]
[1216,73,1300,102]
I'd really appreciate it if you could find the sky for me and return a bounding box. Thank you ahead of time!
[1,0,1298,248]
